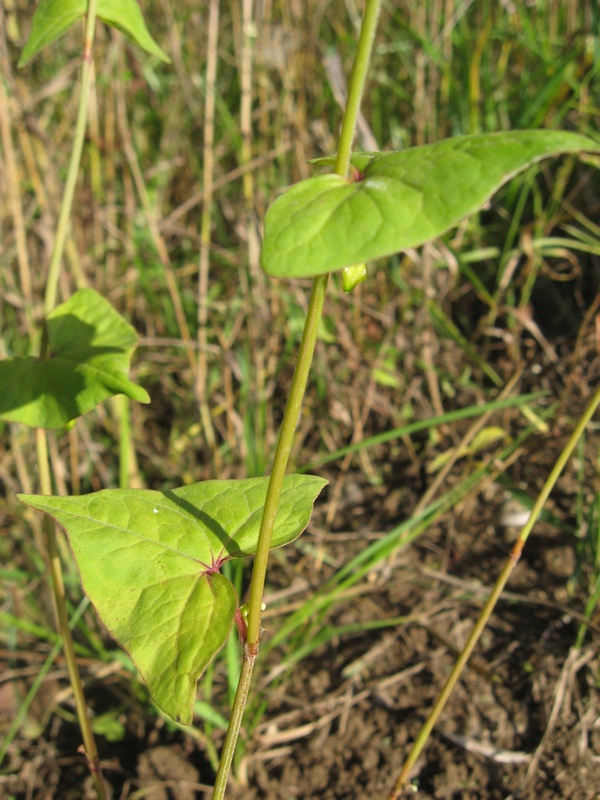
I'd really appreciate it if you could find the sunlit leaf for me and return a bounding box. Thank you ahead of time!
[19,474,327,723]
[261,130,600,279]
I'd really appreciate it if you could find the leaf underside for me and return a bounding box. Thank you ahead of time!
[261,130,600,279]
[0,288,149,429]
[19,474,327,723]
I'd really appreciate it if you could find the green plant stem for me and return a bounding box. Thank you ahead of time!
[334,0,381,177]
[211,645,256,799]
[212,2,381,797]
[36,430,107,800]
[211,273,328,800]
[247,0,381,654]
[36,5,106,798]
[196,0,221,474]
[388,382,600,799]
[245,273,329,644]
[44,0,98,315]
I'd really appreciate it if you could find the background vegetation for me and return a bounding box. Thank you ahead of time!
[1,1,599,797]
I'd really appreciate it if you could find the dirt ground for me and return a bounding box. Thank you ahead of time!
[3,381,600,800]
[3,267,600,800]
[222,463,600,800]
[3,1,600,796]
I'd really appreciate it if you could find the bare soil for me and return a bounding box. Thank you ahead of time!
[3,399,600,800]
[3,262,600,800]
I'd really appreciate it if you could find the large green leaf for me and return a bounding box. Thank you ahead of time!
[261,130,600,279]
[19,0,169,67]
[19,474,327,723]
[0,288,149,429]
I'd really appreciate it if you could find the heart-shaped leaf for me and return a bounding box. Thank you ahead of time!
[261,130,600,279]
[0,288,149,429]
[19,474,327,723]
[19,0,170,67]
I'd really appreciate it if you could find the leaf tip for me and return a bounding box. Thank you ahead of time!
[17,493,40,510]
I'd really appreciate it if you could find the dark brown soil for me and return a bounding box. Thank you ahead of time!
[4,285,600,800]
[221,492,600,800]
[3,407,600,800]
[3,1,600,796]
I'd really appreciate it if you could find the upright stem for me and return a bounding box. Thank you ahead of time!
[245,273,329,642]
[118,395,131,490]
[334,0,381,177]
[246,0,380,651]
[212,2,381,796]
[36,431,107,800]
[37,4,106,797]
[44,0,98,314]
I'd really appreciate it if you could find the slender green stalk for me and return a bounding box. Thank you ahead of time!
[212,273,328,799]
[36,430,107,800]
[211,646,256,798]
[246,0,381,653]
[334,0,381,177]
[212,2,381,797]
[388,383,600,798]
[36,5,107,798]
[44,0,98,314]
[245,274,329,644]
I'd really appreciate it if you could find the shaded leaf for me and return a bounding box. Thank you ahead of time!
[261,130,600,279]
[19,0,170,67]
[0,288,149,429]
[19,0,85,67]
[97,0,170,63]
[19,474,327,723]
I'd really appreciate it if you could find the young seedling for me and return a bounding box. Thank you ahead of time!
[9,1,600,798]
